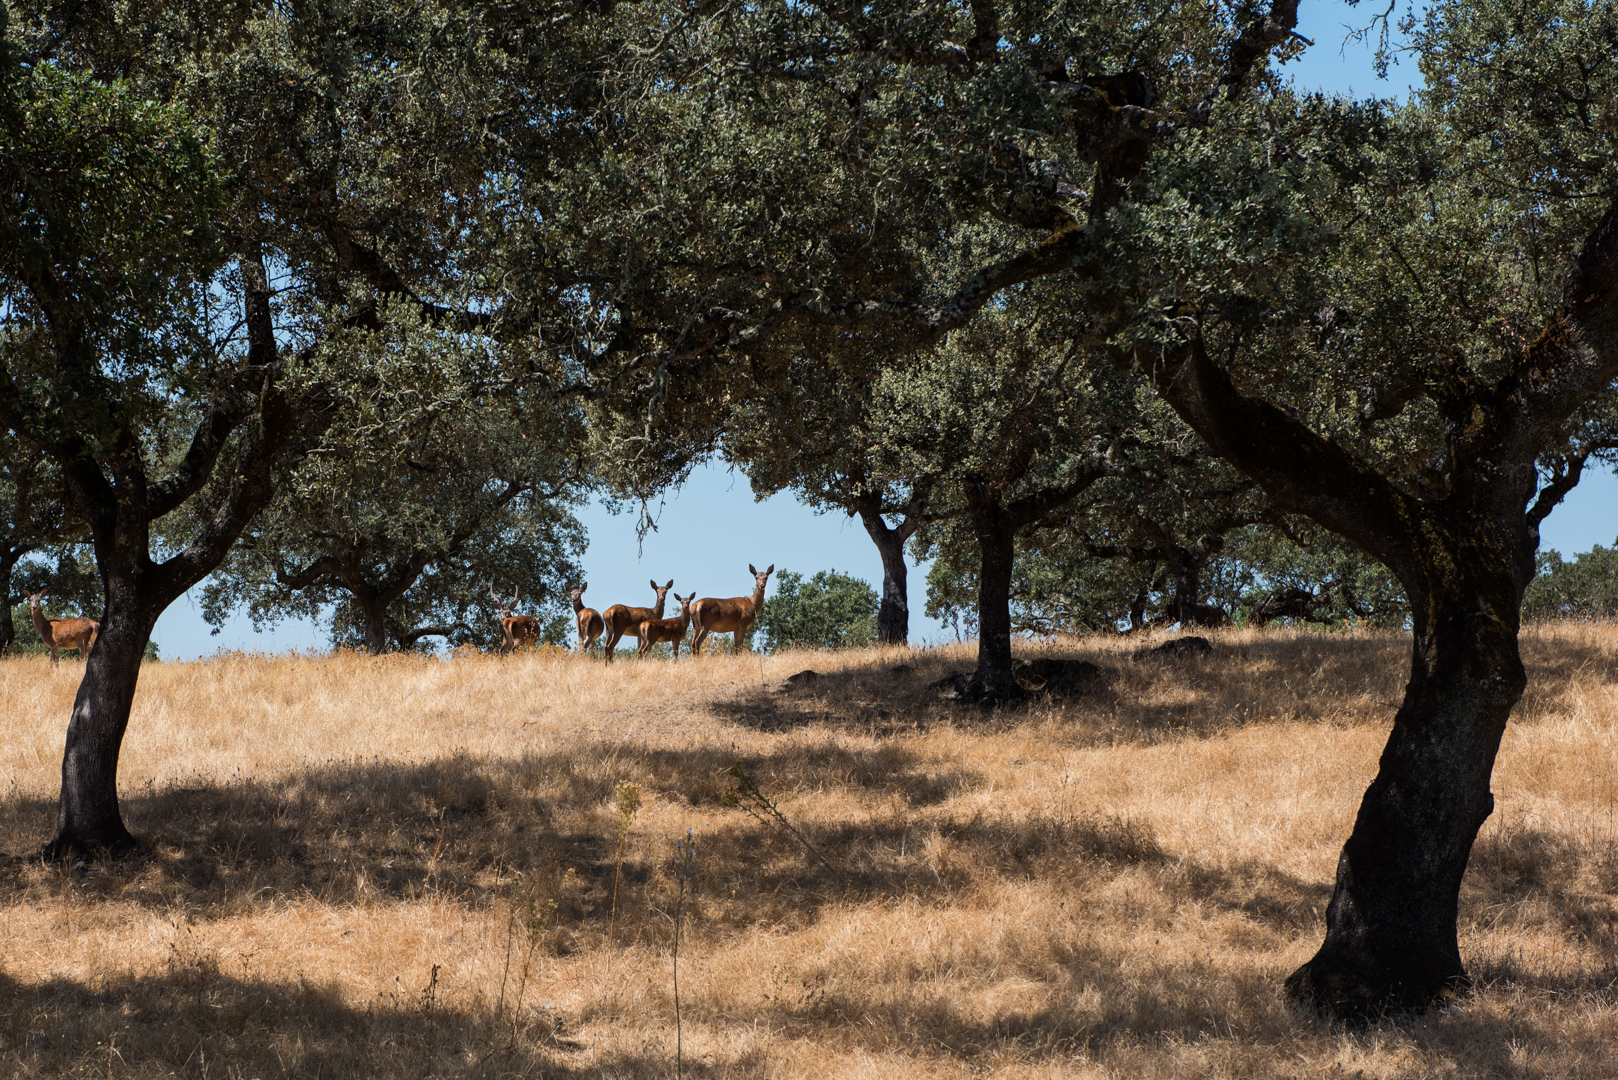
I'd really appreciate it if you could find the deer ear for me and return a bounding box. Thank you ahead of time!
[749,564,757,575]
[650,579,658,590]
[581,582,588,592]
[664,579,673,589]
[765,564,774,575]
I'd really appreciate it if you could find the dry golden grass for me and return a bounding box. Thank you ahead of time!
[2,624,1617,1078]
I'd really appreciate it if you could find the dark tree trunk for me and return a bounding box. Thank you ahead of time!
[852,489,926,646]
[865,519,911,645]
[0,545,26,656]
[1132,332,1570,1017]
[1285,526,1526,1017]
[968,520,1023,704]
[1170,548,1202,627]
[47,578,163,856]
[360,604,389,655]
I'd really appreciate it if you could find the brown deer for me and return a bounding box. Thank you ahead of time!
[636,591,696,659]
[25,590,98,664]
[601,580,673,662]
[690,564,773,655]
[571,583,604,654]
[488,584,541,655]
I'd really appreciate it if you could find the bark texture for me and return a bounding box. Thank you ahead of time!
[854,493,923,646]
[1284,515,1527,1016]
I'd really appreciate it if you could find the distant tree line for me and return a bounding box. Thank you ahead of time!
[1525,545,1618,621]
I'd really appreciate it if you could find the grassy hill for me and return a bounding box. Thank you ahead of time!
[2,626,1615,1078]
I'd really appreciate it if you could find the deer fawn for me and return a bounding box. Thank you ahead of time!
[488,584,541,655]
[571,583,604,654]
[636,591,696,659]
[25,590,99,664]
[690,564,773,655]
[601,580,673,662]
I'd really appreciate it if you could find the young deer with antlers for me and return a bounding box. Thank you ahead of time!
[601,580,673,662]
[636,591,696,659]
[570,583,604,655]
[690,564,773,655]
[25,590,99,664]
[488,585,541,655]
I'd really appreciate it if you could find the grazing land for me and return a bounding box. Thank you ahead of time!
[2,625,1617,1079]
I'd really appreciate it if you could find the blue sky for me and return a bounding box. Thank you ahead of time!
[152,4,1616,658]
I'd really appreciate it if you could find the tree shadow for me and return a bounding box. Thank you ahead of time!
[0,965,762,1078]
[705,634,1411,746]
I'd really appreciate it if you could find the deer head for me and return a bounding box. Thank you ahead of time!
[487,583,519,619]
[748,564,774,596]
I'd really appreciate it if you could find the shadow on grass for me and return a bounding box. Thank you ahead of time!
[0,745,1331,945]
[705,633,1413,744]
[0,966,755,1079]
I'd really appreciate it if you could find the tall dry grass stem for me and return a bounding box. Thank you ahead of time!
[722,761,841,878]
[669,828,698,1080]
[608,780,643,948]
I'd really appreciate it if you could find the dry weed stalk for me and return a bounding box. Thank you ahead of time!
[668,829,698,1080]
[607,781,643,947]
[722,761,841,878]
[496,875,557,1039]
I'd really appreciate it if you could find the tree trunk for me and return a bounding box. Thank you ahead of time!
[0,546,24,656]
[1170,548,1202,627]
[47,579,162,856]
[1285,531,1526,1017]
[360,605,389,655]
[968,523,1023,704]
[868,524,911,645]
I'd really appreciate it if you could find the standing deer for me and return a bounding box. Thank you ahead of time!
[488,584,541,655]
[636,591,696,659]
[601,580,673,662]
[690,564,773,655]
[571,583,604,655]
[25,590,99,664]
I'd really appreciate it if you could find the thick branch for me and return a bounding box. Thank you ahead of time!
[1138,337,1422,583]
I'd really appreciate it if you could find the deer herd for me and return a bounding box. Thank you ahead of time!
[566,563,774,660]
[13,565,774,663]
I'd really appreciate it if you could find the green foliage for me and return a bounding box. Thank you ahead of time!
[926,522,1408,637]
[1525,546,1618,621]
[756,569,878,652]
[1221,526,1408,627]
[199,306,587,654]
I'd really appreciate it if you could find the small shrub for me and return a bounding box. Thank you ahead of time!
[756,569,878,652]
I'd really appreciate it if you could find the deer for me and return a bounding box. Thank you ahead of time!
[488,584,541,655]
[636,591,696,659]
[25,590,99,664]
[570,583,604,655]
[601,580,673,662]
[689,564,773,655]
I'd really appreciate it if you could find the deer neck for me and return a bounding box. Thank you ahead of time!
[652,594,667,619]
[29,601,53,643]
[571,595,584,614]
[749,583,766,613]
